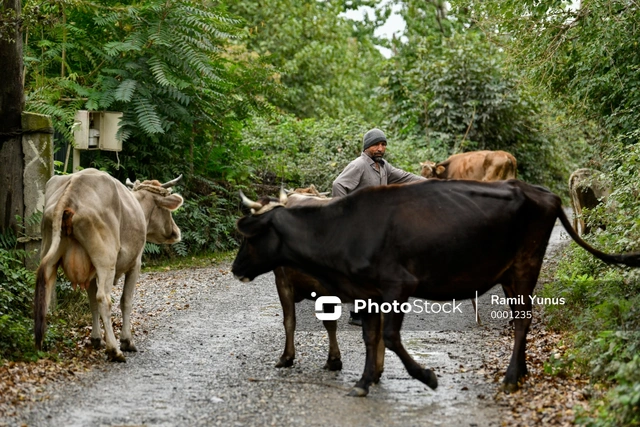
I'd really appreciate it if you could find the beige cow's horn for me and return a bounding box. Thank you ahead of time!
[125,178,136,188]
[161,174,183,188]
[279,187,288,205]
[239,190,263,210]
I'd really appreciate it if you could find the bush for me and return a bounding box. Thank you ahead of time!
[241,114,443,192]
[0,231,39,361]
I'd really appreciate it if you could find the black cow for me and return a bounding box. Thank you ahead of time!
[232,179,640,397]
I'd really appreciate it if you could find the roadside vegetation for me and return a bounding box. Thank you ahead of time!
[473,1,640,425]
[1,1,638,424]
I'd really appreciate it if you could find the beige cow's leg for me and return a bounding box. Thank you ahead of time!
[119,267,139,352]
[95,266,125,362]
[87,279,105,349]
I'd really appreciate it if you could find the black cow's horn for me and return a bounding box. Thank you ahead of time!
[161,174,183,188]
[239,190,263,210]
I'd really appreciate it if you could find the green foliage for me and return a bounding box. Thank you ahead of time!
[20,0,285,260]
[24,0,279,184]
[470,2,640,420]
[224,0,385,122]
[171,183,240,254]
[378,1,583,189]
[0,232,38,361]
[467,0,640,141]
[544,140,640,426]
[241,115,375,192]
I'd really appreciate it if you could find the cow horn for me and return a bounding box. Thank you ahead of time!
[318,191,330,196]
[239,190,263,210]
[284,188,293,195]
[279,187,288,205]
[161,174,183,188]
[126,178,135,188]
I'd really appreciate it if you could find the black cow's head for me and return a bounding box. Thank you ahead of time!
[232,191,286,282]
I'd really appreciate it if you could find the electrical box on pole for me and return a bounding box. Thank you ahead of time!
[72,110,123,171]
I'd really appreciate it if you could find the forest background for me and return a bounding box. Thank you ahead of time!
[1,1,639,425]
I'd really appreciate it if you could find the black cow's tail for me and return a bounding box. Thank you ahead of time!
[557,207,640,267]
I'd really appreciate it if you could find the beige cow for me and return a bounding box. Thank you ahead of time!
[569,168,611,235]
[35,168,183,362]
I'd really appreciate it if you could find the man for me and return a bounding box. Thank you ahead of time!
[332,128,426,325]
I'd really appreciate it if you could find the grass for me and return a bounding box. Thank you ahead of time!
[141,251,235,272]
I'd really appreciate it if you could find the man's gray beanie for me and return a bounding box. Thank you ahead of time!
[363,128,387,151]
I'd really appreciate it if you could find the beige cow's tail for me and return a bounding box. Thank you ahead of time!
[35,193,73,350]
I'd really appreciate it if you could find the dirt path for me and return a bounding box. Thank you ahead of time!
[2,217,571,427]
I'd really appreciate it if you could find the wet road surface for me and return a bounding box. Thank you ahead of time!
[5,217,570,427]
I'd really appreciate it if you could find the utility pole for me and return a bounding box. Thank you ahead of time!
[0,0,25,236]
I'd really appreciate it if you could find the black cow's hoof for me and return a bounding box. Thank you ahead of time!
[501,382,519,393]
[275,358,294,368]
[347,387,368,397]
[324,358,343,371]
[373,371,383,384]
[423,369,438,390]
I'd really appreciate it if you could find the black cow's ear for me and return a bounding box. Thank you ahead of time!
[237,215,269,238]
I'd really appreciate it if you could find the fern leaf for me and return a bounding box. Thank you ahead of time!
[133,97,164,135]
[115,79,137,102]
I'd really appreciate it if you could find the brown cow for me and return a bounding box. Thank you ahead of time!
[569,168,611,235]
[421,150,517,181]
[35,168,183,362]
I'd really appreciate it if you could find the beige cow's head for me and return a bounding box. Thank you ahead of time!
[420,161,437,178]
[127,176,184,244]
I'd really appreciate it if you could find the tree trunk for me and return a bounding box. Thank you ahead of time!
[0,0,25,235]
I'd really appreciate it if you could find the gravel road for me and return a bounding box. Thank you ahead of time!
[3,216,570,427]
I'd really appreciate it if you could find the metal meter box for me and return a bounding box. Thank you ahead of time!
[73,110,123,151]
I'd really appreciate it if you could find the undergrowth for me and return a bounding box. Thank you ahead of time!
[542,140,640,427]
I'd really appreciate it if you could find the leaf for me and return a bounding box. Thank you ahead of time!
[114,79,137,102]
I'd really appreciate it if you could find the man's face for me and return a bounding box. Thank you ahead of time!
[365,141,387,162]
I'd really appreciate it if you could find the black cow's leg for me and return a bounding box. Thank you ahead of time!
[382,308,438,390]
[274,268,296,368]
[373,315,385,383]
[323,320,342,370]
[348,311,382,397]
[501,274,536,392]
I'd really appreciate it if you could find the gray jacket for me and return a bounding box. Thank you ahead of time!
[332,152,425,197]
